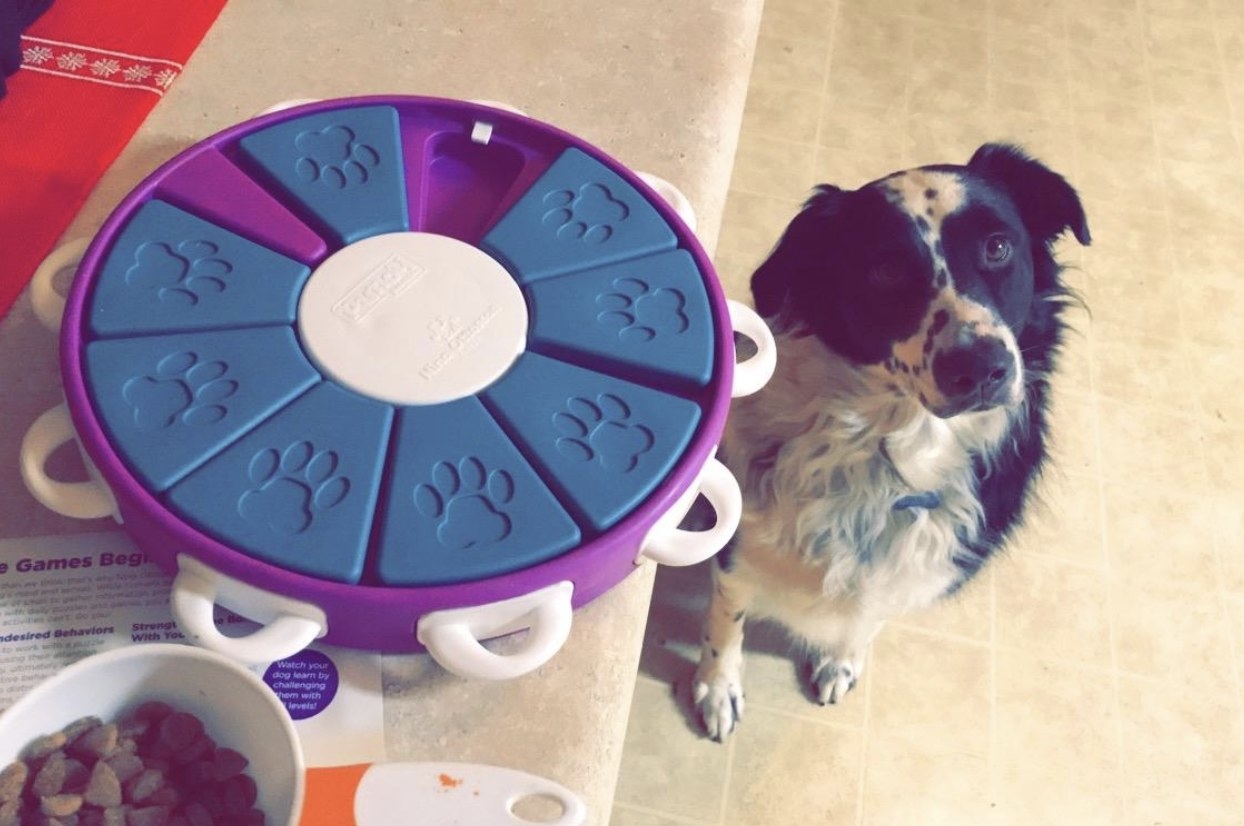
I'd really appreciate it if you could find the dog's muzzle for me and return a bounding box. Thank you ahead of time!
[930,336,1015,417]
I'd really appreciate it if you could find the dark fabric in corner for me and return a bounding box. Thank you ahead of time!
[0,0,55,99]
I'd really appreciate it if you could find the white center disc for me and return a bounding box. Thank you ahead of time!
[297,232,528,405]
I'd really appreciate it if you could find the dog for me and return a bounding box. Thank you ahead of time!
[693,143,1090,741]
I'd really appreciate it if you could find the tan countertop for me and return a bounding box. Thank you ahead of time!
[0,2,760,822]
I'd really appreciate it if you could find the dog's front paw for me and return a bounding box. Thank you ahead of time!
[692,667,745,743]
[805,652,860,705]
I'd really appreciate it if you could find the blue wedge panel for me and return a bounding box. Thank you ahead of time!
[481,352,701,533]
[166,383,393,584]
[525,249,715,389]
[237,105,409,245]
[375,397,581,586]
[84,327,320,492]
[88,200,311,339]
[480,148,677,283]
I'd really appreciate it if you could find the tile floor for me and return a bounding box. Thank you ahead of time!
[612,0,1244,822]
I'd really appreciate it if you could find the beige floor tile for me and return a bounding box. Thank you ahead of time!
[816,98,906,161]
[1110,575,1238,695]
[861,737,995,826]
[993,649,1127,823]
[1045,389,1100,478]
[1117,673,1244,812]
[729,133,817,199]
[614,678,730,821]
[1179,270,1244,350]
[710,248,759,303]
[894,567,993,643]
[907,0,989,28]
[1102,482,1222,589]
[1144,13,1222,71]
[992,0,1067,40]
[990,38,1067,87]
[1079,266,1184,342]
[1153,112,1240,168]
[1090,334,1193,413]
[1213,502,1244,595]
[1150,65,1234,124]
[901,110,1000,169]
[1077,200,1173,284]
[750,34,829,92]
[1065,4,1147,54]
[722,709,862,826]
[1203,422,1244,496]
[757,0,836,42]
[740,633,869,728]
[1094,397,1207,492]
[994,552,1113,666]
[1142,0,1214,18]
[1131,797,1242,826]
[1008,469,1105,567]
[740,83,822,144]
[812,147,905,190]
[866,625,993,756]
[715,190,800,264]
[609,805,712,826]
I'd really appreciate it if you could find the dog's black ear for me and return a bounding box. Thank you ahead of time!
[751,185,847,320]
[968,143,1091,246]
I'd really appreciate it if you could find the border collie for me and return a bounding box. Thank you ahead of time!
[694,143,1090,741]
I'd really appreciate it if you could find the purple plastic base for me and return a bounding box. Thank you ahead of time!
[59,95,734,652]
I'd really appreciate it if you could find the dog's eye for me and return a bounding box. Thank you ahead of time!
[982,234,1013,267]
[869,262,906,289]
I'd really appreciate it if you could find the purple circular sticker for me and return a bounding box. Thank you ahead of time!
[262,649,339,720]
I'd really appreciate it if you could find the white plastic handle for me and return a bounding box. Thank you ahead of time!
[170,555,326,667]
[727,299,777,398]
[19,403,117,520]
[467,99,529,116]
[639,457,741,567]
[416,581,574,681]
[636,171,697,233]
[30,237,90,334]
[254,98,323,117]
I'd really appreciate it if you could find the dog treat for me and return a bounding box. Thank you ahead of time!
[1,705,265,826]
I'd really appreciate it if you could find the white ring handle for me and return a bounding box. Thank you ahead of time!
[20,403,117,520]
[639,457,741,567]
[30,237,90,334]
[727,299,777,398]
[416,581,574,681]
[170,555,326,666]
[253,98,323,117]
[636,171,697,233]
[468,99,529,116]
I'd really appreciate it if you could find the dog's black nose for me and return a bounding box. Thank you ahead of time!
[932,337,1014,410]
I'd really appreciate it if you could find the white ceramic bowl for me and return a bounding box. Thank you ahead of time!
[0,644,305,825]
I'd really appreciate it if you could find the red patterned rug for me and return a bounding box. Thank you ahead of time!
[0,0,229,321]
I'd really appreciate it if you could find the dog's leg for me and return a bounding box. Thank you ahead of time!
[801,614,883,706]
[692,553,754,742]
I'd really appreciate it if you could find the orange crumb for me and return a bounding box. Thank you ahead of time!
[438,773,463,788]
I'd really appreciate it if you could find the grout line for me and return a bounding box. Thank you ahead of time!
[810,0,840,150]
[715,727,735,826]
[854,638,873,824]
[611,801,718,826]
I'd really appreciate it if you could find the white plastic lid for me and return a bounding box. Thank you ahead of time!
[297,232,528,405]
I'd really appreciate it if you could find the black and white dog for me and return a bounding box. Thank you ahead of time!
[694,144,1090,741]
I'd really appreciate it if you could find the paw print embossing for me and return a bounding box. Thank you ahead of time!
[413,457,515,550]
[121,351,238,431]
[554,394,654,473]
[293,125,380,189]
[596,278,690,343]
[541,183,630,244]
[124,240,231,306]
[238,442,350,536]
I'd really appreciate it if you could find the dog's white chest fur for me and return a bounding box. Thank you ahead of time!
[726,331,1011,628]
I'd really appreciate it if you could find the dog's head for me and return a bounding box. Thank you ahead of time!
[752,143,1090,419]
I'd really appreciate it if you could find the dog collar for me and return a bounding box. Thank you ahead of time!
[893,491,942,511]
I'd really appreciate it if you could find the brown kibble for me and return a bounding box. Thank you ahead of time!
[180,802,212,826]
[117,717,150,743]
[83,762,123,808]
[103,754,143,785]
[132,703,173,724]
[102,807,128,826]
[0,761,28,803]
[0,798,22,826]
[33,751,68,797]
[156,715,203,754]
[123,769,164,804]
[125,805,171,826]
[169,736,213,768]
[62,758,91,794]
[208,751,246,783]
[71,724,119,761]
[61,718,103,744]
[235,808,265,826]
[174,761,214,789]
[144,786,179,809]
[40,793,84,817]
[24,731,67,761]
[220,775,256,815]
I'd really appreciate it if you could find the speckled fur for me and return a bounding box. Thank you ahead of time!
[693,144,1090,742]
